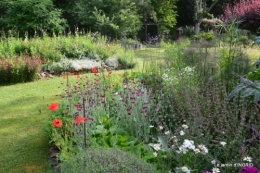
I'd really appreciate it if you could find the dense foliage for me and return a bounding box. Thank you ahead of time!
[0,0,66,35]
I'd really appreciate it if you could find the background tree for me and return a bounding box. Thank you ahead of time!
[1,0,67,36]
[151,0,178,33]
[75,0,142,39]
[133,0,157,24]
[193,0,220,34]
[53,0,80,32]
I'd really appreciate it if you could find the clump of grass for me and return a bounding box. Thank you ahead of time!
[59,147,158,173]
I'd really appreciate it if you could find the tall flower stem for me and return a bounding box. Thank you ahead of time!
[83,97,87,148]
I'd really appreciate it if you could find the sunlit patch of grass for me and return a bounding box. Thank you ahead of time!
[247,46,260,62]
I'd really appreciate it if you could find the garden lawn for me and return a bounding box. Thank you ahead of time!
[0,77,69,173]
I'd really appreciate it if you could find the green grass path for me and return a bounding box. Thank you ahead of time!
[0,77,66,173]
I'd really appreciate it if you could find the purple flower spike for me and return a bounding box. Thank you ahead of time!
[240,166,260,173]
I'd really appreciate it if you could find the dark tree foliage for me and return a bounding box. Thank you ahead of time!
[1,0,67,36]
[210,0,235,17]
[75,0,142,39]
[176,0,195,27]
[53,0,81,32]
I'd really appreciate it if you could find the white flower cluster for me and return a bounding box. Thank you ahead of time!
[179,66,195,78]
[162,67,179,85]
[177,139,208,155]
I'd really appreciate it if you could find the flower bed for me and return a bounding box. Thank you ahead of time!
[46,68,260,173]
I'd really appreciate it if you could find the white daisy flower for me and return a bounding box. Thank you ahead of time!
[198,144,205,149]
[198,144,208,154]
[211,160,216,164]
[182,124,188,129]
[243,156,252,162]
[178,146,188,154]
[153,152,158,157]
[212,167,220,173]
[194,148,200,153]
[159,126,164,130]
[181,166,191,173]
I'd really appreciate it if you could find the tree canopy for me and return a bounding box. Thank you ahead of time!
[0,0,67,36]
[0,0,257,38]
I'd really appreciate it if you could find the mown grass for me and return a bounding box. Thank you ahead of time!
[0,77,65,173]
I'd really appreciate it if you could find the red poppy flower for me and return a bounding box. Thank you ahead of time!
[70,73,74,76]
[91,66,97,73]
[62,76,66,79]
[118,74,122,77]
[76,75,81,79]
[106,75,109,78]
[52,119,62,128]
[75,116,87,124]
[108,71,112,74]
[48,102,59,111]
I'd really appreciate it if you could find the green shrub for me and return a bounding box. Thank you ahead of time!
[49,58,73,75]
[59,147,158,173]
[192,31,216,41]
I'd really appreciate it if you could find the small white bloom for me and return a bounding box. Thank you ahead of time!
[180,130,185,136]
[124,85,127,88]
[159,126,164,130]
[243,156,252,162]
[165,131,170,135]
[211,159,216,164]
[198,144,205,149]
[115,92,118,95]
[220,141,227,146]
[178,146,188,154]
[153,144,161,151]
[198,144,208,154]
[182,124,188,129]
[181,166,190,173]
[153,152,158,157]
[194,148,200,153]
[149,125,154,128]
[212,167,220,173]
